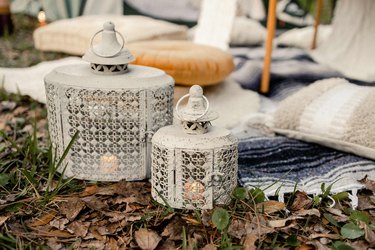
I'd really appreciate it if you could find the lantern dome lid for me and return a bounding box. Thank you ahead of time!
[82,21,135,66]
[176,85,218,122]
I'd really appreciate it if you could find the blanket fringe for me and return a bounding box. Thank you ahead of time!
[278,192,285,203]
[349,189,358,209]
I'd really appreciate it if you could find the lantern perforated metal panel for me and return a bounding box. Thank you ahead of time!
[44,22,174,181]
[151,85,238,209]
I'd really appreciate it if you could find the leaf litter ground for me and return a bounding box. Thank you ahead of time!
[0,14,375,250]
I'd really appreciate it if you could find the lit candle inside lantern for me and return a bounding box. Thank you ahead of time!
[100,154,118,173]
[37,11,46,27]
[184,180,205,202]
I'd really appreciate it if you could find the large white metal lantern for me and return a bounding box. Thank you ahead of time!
[151,85,238,209]
[44,22,174,181]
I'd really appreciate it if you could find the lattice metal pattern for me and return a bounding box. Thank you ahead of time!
[45,82,63,159]
[150,85,174,132]
[46,82,173,181]
[179,150,212,208]
[213,145,238,204]
[151,145,172,204]
[181,121,210,134]
[90,63,127,74]
[64,87,144,180]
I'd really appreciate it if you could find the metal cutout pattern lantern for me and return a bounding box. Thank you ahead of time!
[151,85,238,209]
[44,22,174,181]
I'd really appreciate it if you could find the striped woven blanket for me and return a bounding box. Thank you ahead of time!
[237,135,375,198]
[231,47,375,200]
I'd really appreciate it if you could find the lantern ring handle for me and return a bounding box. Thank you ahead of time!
[90,29,125,58]
[175,94,209,121]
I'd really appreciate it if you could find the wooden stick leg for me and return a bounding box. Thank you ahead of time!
[260,0,277,94]
[311,0,323,50]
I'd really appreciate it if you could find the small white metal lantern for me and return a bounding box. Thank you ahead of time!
[44,21,174,181]
[151,85,238,209]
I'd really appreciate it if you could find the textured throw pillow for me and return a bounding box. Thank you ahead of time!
[188,17,266,46]
[230,16,266,45]
[33,15,188,55]
[276,25,332,49]
[272,78,375,160]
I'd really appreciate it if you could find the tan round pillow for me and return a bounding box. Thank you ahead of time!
[127,40,234,86]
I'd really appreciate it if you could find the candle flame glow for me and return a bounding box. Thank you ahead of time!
[37,11,46,26]
[184,180,205,202]
[100,154,119,173]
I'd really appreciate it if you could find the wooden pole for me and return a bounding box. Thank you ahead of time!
[0,0,13,36]
[311,0,323,50]
[260,0,277,94]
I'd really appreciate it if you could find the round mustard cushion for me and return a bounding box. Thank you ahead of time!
[127,40,235,86]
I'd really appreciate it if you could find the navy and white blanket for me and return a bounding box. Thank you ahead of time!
[230,46,375,198]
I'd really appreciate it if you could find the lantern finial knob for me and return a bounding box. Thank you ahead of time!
[103,21,115,31]
[189,85,203,97]
[82,21,135,74]
[176,85,218,134]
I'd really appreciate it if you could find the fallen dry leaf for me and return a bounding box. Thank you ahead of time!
[106,237,119,250]
[267,208,320,229]
[49,217,69,230]
[158,240,177,250]
[89,226,106,241]
[126,214,142,222]
[80,240,106,250]
[309,233,340,240]
[0,216,9,227]
[58,197,85,221]
[187,235,202,250]
[279,221,299,234]
[113,196,138,205]
[358,175,375,192]
[294,208,320,217]
[0,120,7,130]
[13,106,28,116]
[256,200,286,214]
[134,228,161,250]
[201,243,217,250]
[32,229,73,238]
[96,181,150,198]
[228,219,247,239]
[325,208,346,217]
[312,240,330,250]
[183,215,201,225]
[66,221,90,237]
[201,210,212,227]
[28,211,57,227]
[290,191,313,211]
[362,222,375,245]
[350,240,370,250]
[103,211,126,223]
[97,221,123,236]
[268,219,288,228]
[248,215,274,236]
[295,244,314,250]
[313,223,331,234]
[358,194,375,210]
[81,195,109,211]
[161,217,184,240]
[46,238,63,250]
[80,185,99,197]
[243,234,257,250]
